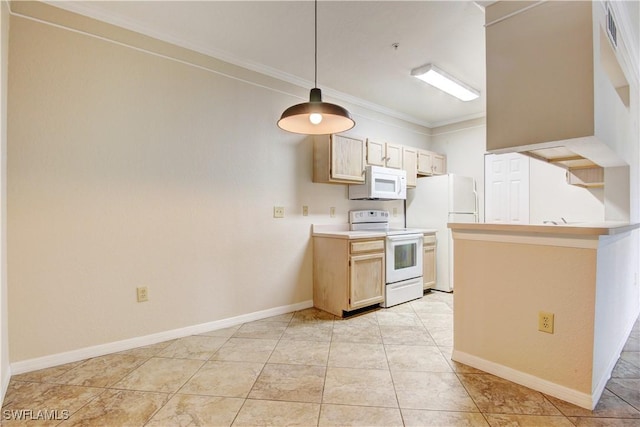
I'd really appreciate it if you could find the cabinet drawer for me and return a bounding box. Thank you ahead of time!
[350,239,385,254]
[423,234,436,245]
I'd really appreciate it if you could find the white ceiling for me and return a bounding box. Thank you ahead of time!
[51,1,488,128]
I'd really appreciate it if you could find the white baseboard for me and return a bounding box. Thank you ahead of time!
[10,299,313,375]
[1,364,10,406]
[452,350,595,410]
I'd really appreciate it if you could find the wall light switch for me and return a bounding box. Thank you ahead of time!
[330,207,336,217]
[302,206,309,216]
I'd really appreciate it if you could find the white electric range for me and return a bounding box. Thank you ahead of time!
[349,210,424,307]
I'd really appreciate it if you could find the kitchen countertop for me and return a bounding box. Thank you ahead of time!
[448,221,639,236]
[312,224,437,239]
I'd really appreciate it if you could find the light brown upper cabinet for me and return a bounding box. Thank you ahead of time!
[384,143,403,169]
[417,149,447,176]
[314,134,366,184]
[365,139,386,167]
[485,1,631,160]
[366,139,404,169]
[402,146,418,188]
[432,153,447,175]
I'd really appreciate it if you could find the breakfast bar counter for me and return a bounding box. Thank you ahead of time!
[448,222,640,410]
[448,221,638,236]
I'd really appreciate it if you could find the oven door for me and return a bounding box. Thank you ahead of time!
[385,234,423,284]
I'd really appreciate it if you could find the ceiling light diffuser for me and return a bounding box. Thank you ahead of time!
[278,0,355,135]
[411,64,479,102]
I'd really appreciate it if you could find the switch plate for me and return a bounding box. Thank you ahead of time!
[330,207,336,217]
[137,286,149,303]
[393,207,398,217]
[273,206,285,218]
[302,206,309,216]
[538,311,554,333]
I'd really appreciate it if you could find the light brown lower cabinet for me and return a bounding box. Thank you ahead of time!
[423,233,437,290]
[313,237,385,317]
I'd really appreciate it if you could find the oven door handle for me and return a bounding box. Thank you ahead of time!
[386,233,423,242]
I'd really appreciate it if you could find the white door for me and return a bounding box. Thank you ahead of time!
[485,153,530,224]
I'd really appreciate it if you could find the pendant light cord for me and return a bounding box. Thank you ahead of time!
[314,0,318,88]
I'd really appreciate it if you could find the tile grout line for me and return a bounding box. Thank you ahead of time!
[144,329,246,425]
[140,346,221,425]
[5,295,639,426]
[371,308,404,424]
[316,313,335,427]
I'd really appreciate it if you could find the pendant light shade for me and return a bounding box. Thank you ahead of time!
[277,0,355,135]
[278,88,355,135]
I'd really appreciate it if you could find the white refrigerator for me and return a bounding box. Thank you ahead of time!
[406,174,478,292]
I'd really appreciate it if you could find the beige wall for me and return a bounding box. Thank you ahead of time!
[529,159,605,224]
[453,237,597,394]
[7,6,429,362]
[593,230,640,392]
[451,226,639,408]
[430,118,486,222]
[0,0,9,404]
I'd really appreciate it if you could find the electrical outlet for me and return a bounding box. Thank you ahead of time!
[137,286,149,303]
[538,311,554,334]
[393,207,398,217]
[302,205,309,216]
[273,206,285,218]
[330,207,336,217]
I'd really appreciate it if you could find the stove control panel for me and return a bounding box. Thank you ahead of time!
[349,210,390,224]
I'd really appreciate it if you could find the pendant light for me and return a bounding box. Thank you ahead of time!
[277,0,355,135]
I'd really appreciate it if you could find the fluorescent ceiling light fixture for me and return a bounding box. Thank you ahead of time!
[411,64,480,101]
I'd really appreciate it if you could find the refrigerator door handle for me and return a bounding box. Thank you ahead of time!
[473,183,479,223]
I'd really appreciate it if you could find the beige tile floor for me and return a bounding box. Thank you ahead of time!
[2,291,639,426]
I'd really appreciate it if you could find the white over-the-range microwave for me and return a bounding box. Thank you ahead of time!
[348,165,407,200]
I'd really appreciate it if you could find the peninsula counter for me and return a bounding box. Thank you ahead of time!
[448,222,639,409]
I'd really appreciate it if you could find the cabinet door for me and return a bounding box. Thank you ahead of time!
[349,253,384,309]
[402,146,418,188]
[423,234,436,290]
[385,143,403,169]
[417,150,433,175]
[366,139,386,166]
[432,154,447,175]
[331,135,365,182]
[423,244,436,289]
